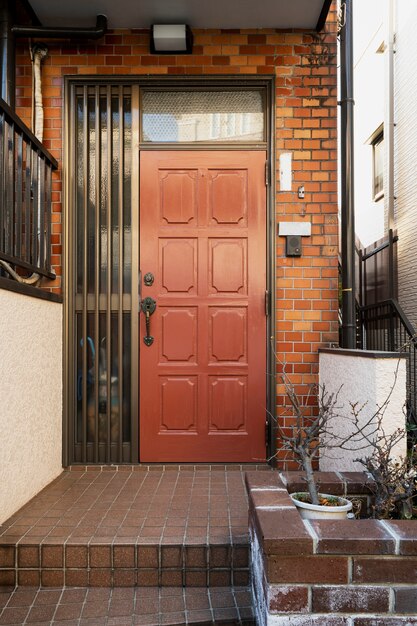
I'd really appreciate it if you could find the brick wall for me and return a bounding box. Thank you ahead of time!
[15,7,338,464]
[247,472,417,625]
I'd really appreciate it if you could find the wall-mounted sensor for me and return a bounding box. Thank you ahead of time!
[298,185,305,199]
[286,235,302,257]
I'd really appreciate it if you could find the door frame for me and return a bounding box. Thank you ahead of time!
[63,75,276,465]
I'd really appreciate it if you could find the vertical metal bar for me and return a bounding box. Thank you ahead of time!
[15,131,23,259]
[388,228,395,301]
[5,119,13,256]
[118,88,124,462]
[39,157,46,270]
[63,82,76,466]
[45,164,52,273]
[410,342,417,425]
[0,111,4,256]
[24,141,31,264]
[130,85,140,463]
[31,148,39,267]
[106,85,112,463]
[94,86,100,463]
[63,85,70,465]
[388,301,395,352]
[363,255,368,309]
[82,85,89,462]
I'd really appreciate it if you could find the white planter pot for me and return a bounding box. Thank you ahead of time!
[290,492,353,520]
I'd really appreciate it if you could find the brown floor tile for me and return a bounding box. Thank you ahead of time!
[0,607,30,625]
[60,588,88,604]
[185,592,211,610]
[6,588,37,607]
[82,600,110,618]
[54,602,84,620]
[26,603,56,622]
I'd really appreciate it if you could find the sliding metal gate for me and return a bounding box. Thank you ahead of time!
[65,83,138,463]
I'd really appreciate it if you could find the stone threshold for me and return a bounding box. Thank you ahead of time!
[67,464,271,472]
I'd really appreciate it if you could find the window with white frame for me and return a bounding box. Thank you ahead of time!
[372,129,384,201]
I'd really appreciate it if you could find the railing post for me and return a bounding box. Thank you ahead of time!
[0,98,57,281]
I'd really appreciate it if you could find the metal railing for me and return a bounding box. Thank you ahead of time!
[356,229,398,308]
[0,97,58,280]
[359,298,417,430]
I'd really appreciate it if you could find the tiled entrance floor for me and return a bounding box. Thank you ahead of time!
[0,467,257,547]
[0,585,255,625]
[0,465,269,618]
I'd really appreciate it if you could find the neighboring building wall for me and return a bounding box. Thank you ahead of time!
[15,9,338,466]
[0,290,63,524]
[353,0,417,328]
[394,0,417,329]
[352,0,385,247]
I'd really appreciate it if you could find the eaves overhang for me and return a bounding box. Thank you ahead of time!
[21,0,332,33]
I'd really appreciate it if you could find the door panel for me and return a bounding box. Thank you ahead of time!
[139,151,266,462]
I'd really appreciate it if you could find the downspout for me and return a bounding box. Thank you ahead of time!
[339,0,356,348]
[11,14,107,40]
[386,0,395,233]
[386,0,396,303]
[0,0,15,107]
[31,44,48,142]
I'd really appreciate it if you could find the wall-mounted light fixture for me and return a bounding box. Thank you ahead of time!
[150,24,193,54]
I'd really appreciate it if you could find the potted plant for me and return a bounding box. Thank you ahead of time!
[276,366,417,520]
[276,373,353,519]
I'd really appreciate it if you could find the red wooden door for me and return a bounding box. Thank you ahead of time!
[139,151,266,462]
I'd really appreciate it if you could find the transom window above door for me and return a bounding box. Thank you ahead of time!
[141,89,265,143]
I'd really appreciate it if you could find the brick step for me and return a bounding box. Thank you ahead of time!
[0,541,250,588]
[0,585,255,625]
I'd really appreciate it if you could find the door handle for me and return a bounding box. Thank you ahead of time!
[141,296,157,346]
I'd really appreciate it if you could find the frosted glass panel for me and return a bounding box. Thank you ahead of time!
[141,90,265,143]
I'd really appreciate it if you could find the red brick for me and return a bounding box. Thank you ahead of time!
[267,556,348,584]
[353,557,417,584]
[312,586,390,613]
[269,585,309,613]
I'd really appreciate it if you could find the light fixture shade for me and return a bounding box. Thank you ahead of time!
[150,24,193,54]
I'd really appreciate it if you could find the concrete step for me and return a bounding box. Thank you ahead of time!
[0,585,256,625]
[0,540,250,588]
[0,468,257,589]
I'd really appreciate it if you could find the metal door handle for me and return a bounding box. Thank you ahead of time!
[141,296,156,346]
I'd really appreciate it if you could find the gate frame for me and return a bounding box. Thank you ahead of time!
[63,75,276,465]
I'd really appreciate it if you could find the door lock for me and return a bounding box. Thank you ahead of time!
[144,272,154,286]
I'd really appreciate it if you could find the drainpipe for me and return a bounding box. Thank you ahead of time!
[32,44,48,142]
[386,0,395,233]
[11,14,107,40]
[339,0,356,349]
[0,0,15,108]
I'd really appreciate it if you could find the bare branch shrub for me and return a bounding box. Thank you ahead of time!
[275,357,417,518]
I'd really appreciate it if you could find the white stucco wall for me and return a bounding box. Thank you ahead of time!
[394,0,417,329]
[319,350,406,472]
[0,289,63,524]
